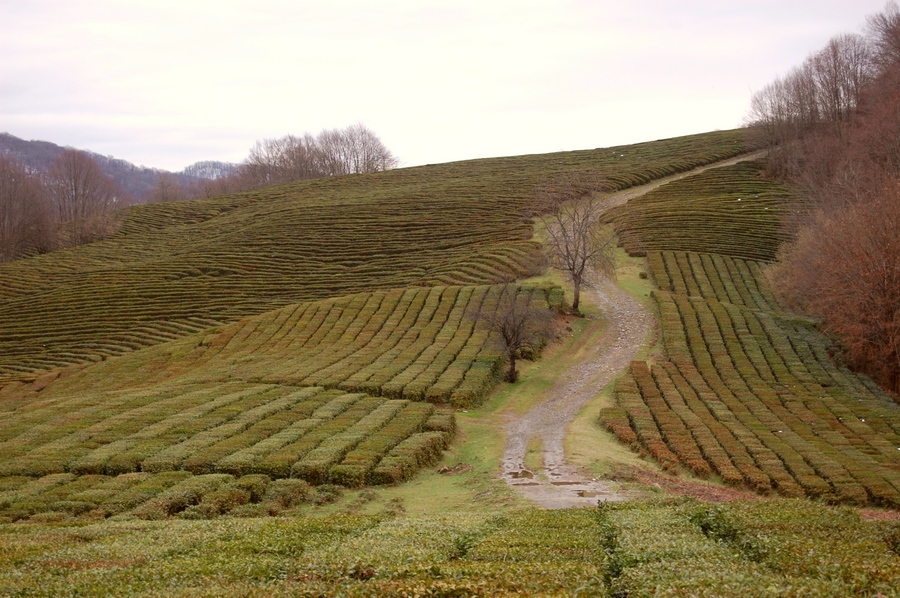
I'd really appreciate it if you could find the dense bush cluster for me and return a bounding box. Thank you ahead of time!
[0,499,896,595]
[750,3,900,393]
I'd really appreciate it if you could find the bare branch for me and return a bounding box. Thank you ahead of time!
[533,173,617,312]
[470,285,554,383]
[44,150,124,246]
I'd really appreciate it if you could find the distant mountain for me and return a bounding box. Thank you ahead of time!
[0,132,238,200]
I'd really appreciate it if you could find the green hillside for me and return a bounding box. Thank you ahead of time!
[0,284,556,487]
[1,130,898,596]
[604,161,900,506]
[0,129,752,503]
[0,130,746,383]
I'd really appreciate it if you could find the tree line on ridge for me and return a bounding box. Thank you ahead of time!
[748,2,900,395]
[0,123,398,262]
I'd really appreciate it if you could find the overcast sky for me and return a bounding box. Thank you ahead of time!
[0,0,890,171]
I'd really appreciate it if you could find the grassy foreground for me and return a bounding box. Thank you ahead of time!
[0,499,897,596]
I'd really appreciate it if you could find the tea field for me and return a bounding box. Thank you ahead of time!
[602,161,900,507]
[607,160,792,260]
[0,499,896,596]
[0,130,747,383]
[0,129,753,519]
[0,284,558,497]
[1,130,899,596]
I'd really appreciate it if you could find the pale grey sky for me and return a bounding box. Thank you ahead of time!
[0,0,890,171]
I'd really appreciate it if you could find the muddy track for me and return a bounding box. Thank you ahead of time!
[500,152,764,509]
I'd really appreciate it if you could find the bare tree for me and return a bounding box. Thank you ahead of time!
[241,133,323,187]
[44,149,124,246]
[0,156,54,261]
[474,285,553,383]
[341,122,400,174]
[149,172,185,203]
[867,0,900,68]
[747,32,873,167]
[747,62,820,152]
[316,128,350,177]
[534,174,617,313]
[234,124,399,190]
[810,33,874,124]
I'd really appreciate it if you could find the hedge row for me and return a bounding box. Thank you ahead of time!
[604,249,900,506]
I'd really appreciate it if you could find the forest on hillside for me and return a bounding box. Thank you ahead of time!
[748,2,900,395]
[0,124,397,262]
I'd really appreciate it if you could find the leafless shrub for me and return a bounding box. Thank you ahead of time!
[767,186,900,395]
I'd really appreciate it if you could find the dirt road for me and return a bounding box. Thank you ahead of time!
[500,152,764,508]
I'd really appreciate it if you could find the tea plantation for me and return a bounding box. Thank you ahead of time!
[0,130,898,596]
[603,161,900,507]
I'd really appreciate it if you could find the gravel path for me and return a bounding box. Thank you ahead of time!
[500,152,764,509]
[500,275,651,508]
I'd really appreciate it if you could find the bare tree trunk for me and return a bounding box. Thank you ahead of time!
[469,285,553,385]
[572,277,582,312]
[507,353,518,383]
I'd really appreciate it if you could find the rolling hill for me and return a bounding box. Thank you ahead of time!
[603,161,900,507]
[0,132,231,199]
[0,129,747,383]
[0,129,898,596]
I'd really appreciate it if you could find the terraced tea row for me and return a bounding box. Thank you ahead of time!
[2,499,897,596]
[0,130,750,381]
[174,284,561,404]
[0,282,557,490]
[0,470,375,522]
[4,283,561,408]
[597,499,899,596]
[0,381,454,486]
[599,156,899,506]
[607,160,793,261]
[603,251,900,506]
[648,250,778,311]
[0,204,539,382]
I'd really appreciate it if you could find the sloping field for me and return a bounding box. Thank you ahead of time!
[607,160,793,260]
[603,161,900,506]
[1,132,899,595]
[0,130,748,382]
[0,130,755,523]
[0,284,554,495]
[0,130,760,523]
[82,283,563,406]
